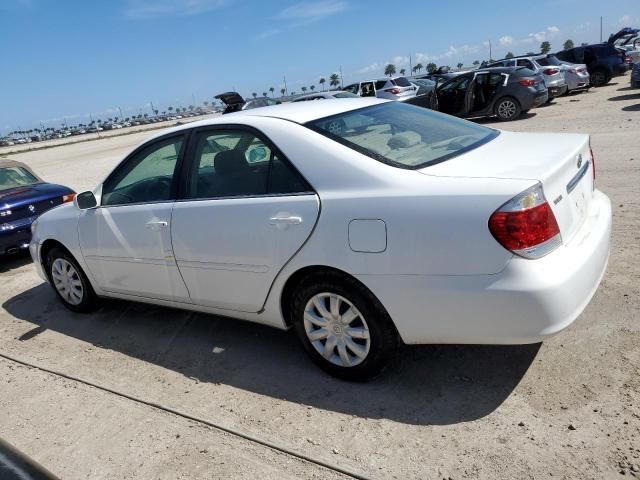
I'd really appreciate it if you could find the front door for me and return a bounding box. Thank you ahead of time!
[78,134,190,301]
[436,75,471,116]
[171,127,319,312]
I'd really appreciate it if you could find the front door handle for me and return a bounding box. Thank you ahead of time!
[269,216,303,225]
[146,220,168,229]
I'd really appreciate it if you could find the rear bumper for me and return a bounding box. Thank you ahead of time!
[548,84,569,97]
[530,90,549,108]
[357,190,611,345]
[0,218,33,254]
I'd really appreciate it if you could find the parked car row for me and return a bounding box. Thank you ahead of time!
[0,111,216,147]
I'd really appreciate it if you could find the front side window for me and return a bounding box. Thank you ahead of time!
[307,102,498,169]
[186,129,310,199]
[102,136,183,206]
[0,166,39,191]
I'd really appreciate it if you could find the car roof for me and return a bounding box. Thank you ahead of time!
[169,98,387,130]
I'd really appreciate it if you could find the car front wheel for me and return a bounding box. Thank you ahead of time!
[291,273,398,381]
[495,97,522,121]
[46,246,99,313]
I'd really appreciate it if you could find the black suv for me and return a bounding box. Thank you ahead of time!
[555,39,629,87]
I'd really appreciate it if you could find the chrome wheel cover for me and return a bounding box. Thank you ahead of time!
[303,293,371,367]
[51,258,84,306]
[497,100,517,119]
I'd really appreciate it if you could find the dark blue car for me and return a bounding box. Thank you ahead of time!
[0,160,75,255]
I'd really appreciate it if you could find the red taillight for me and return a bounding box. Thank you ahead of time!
[518,79,536,87]
[385,88,401,94]
[488,184,561,259]
[543,68,560,75]
[625,55,632,64]
[62,193,76,203]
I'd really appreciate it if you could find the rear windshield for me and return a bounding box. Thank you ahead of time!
[536,55,561,66]
[306,102,498,169]
[392,77,412,87]
[0,166,39,191]
[512,67,538,77]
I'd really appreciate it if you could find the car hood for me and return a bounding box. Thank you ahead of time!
[608,27,640,46]
[0,182,74,206]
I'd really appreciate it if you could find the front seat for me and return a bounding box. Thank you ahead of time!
[213,150,265,197]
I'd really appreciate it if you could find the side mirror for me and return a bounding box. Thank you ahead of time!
[75,191,98,210]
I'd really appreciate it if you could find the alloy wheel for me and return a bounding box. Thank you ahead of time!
[497,100,517,119]
[303,293,371,367]
[51,258,84,306]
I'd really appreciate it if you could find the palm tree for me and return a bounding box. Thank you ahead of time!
[252,92,257,98]
[415,63,423,74]
[472,60,480,66]
[310,85,315,91]
[426,62,437,73]
[269,87,275,97]
[399,68,406,76]
[457,62,464,69]
[329,73,340,89]
[301,86,307,93]
[319,77,326,91]
[262,91,268,97]
[280,88,286,96]
[384,64,396,77]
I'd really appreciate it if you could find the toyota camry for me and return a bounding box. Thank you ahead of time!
[29,99,611,380]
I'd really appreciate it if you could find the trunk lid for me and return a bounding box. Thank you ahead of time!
[420,131,594,244]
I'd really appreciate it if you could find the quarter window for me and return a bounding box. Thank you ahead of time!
[102,136,183,206]
[186,130,310,199]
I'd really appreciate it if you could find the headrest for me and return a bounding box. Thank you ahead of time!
[215,150,249,175]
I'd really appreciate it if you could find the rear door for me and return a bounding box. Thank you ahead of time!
[171,126,319,312]
[436,75,471,116]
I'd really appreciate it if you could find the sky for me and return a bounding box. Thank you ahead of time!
[0,0,638,134]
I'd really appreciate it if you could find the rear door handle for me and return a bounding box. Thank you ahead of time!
[269,216,303,225]
[146,220,168,229]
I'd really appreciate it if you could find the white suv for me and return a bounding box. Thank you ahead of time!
[343,77,416,100]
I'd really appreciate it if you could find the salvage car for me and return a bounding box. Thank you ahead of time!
[30,100,611,380]
[487,55,568,99]
[343,77,417,101]
[433,67,548,120]
[215,92,281,114]
[1,160,75,255]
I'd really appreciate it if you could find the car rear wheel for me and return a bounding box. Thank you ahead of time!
[495,97,522,121]
[590,70,609,87]
[291,273,398,381]
[46,246,99,313]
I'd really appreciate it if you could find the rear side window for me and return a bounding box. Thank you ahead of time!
[307,102,498,169]
[374,80,388,90]
[516,59,534,69]
[186,129,310,199]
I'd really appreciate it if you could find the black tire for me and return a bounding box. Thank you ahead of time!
[494,96,522,121]
[46,246,100,313]
[290,272,398,381]
[590,70,609,87]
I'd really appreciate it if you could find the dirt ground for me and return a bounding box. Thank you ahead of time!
[0,80,639,480]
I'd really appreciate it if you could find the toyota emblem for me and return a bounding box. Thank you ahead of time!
[28,204,35,213]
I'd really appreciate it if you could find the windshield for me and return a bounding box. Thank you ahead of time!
[306,102,498,169]
[0,166,39,191]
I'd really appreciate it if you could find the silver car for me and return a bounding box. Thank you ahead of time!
[488,56,568,99]
[343,77,417,101]
[536,55,590,92]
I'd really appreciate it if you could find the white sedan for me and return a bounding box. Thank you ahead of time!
[29,99,611,380]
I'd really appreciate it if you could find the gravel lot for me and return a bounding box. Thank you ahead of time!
[1,80,639,479]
